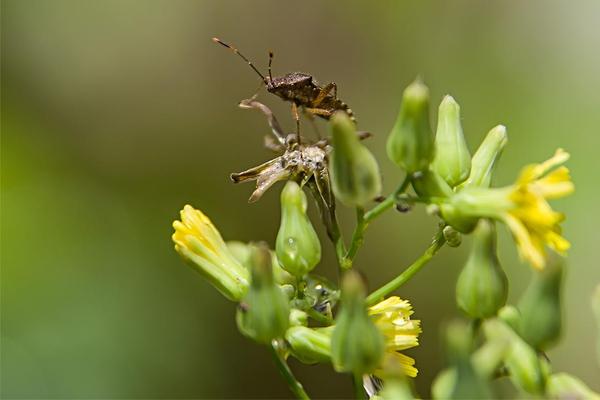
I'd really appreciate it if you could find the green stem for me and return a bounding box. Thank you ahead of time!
[365,175,412,223]
[345,207,366,262]
[353,373,366,400]
[366,229,446,306]
[343,176,412,267]
[270,341,310,400]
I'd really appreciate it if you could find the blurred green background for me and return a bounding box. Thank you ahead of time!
[2,0,600,398]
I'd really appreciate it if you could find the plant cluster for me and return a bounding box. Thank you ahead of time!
[171,79,599,399]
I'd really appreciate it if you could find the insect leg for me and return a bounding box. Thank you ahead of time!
[312,82,337,107]
[291,102,301,145]
[302,108,323,140]
[239,98,286,144]
[304,107,333,118]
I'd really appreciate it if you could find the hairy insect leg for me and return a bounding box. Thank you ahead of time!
[291,102,301,145]
[313,82,337,107]
[303,108,323,140]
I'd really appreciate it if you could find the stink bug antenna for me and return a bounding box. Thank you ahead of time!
[212,37,266,82]
[268,51,274,83]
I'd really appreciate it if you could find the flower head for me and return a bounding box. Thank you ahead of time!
[369,296,422,377]
[172,205,249,301]
[441,149,574,269]
[286,295,421,378]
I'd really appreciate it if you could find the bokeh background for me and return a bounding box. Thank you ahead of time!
[2,0,600,398]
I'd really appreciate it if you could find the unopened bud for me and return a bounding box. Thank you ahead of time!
[330,112,382,206]
[498,305,521,331]
[411,169,453,199]
[276,181,321,278]
[460,125,507,188]
[331,271,384,374]
[386,79,434,174]
[432,95,471,187]
[236,244,290,344]
[227,240,294,285]
[456,220,508,318]
[444,320,492,399]
[378,378,413,400]
[483,319,546,395]
[285,326,331,364]
[518,257,564,350]
[431,368,457,400]
[442,225,462,247]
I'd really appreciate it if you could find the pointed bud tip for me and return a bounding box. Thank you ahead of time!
[404,79,430,101]
[440,94,459,108]
[341,270,367,300]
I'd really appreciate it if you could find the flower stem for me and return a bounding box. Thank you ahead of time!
[270,340,310,400]
[366,228,446,306]
[353,373,366,400]
[343,176,412,267]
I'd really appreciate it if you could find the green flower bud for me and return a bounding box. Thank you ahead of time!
[386,79,434,174]
[331,271,384,375]
[456,220,508,318]
[378,379,413,400]
[444,320,492,399]
[236,244,290,344]
[431,368,457,400]
[330,112,382,206]
[376,353,417,399]
[472,336,510,379]
[518,257,564,350]
[227,240,295,285]
[498,305,521,331]
[483,319,546,395]
[547,373,600,400]
[276,181,321,278]
[442,225,462,248]
[432,95,471,187]
[460,125,508,189]
[411,169,453,199]
[285,326,331,364]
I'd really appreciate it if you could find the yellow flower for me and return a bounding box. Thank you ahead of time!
[172,205,249,301]
[369,296,422,377]
[441,149,574,269]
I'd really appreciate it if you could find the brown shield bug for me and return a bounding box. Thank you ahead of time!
[212,37,356,141]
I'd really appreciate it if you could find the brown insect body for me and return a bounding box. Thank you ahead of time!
[266,72,355,123]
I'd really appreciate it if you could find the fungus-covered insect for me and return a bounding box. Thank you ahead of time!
[230,99,369,239]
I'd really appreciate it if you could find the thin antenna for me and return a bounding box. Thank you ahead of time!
[268,51,274,83]
[212,37,266,82]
